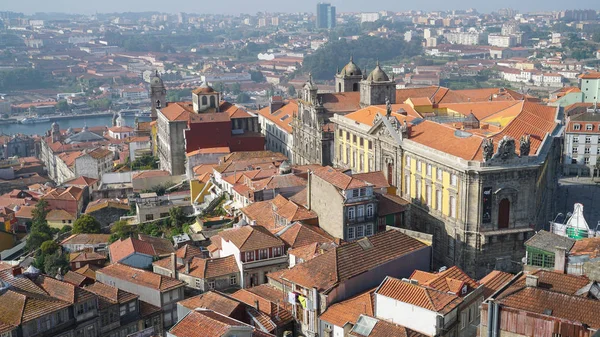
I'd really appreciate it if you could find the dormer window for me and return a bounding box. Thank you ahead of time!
[573,124,581,130]
[586,124,593,131]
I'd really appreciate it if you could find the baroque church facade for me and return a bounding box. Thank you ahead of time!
[292,60,396,166]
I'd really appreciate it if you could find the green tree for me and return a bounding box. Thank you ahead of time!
[72,215,102,234]
[287,85,297,97]
[110,220,135,242]
[169,207,187,229]
[40,240,59,255]
[26,200,52,252]
[56,100,70,112]
[44,252,69,276]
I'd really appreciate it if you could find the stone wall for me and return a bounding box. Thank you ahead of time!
[309,173,345,239]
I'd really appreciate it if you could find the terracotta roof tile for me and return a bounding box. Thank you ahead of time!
[320,289,375,327]
[97,263,184,291]
[63,176,99,187]
[313,166,370,191]
[218,225,284,252]
[70,251,106,263]
[257,100,296,133]
[479,270,515,298]
[132,170,171,180]
[63,271,89,287]
[277,222,334,249]
[231,289,293,326]
[61,233,111,246]
[137,234,175,256]
[35,275,96,304]
[46,209,76,221]
[497,287,600,329]
[178,291,244,317]
[85,281,138,304]
[186,255,239,279]
[273,230,428,292]
[569,237,600,259]
[160,102,192,122]
[108,237,156,263]
[376,277,462,314]
[168,309,273,337]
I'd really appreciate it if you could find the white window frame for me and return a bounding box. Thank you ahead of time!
[230,275,237,285]
[426,163,432,176]
[357,205,364,218]
[366,204,374,218]
[450,196,457,218]
[208,281,215,290]
[451,174,458,186]
[436,189,442,211]
[574,124,581,130]
[348,207,355,220]
[436,168,442,181]
[365,224,373,236]
[356,225,364,238]
[347,227,355,240]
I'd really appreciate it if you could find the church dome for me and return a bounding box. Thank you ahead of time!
[367,62,390,82]
[340,57,362,77]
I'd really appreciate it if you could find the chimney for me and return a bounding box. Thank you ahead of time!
[170,252,177,278]
[185,259,191,274]
[525,274,539,287]
[554,246,567,273]
[269,96,284,114]
[307,170,312,210]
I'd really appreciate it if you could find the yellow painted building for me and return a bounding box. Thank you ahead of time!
[336,128,373,173]
[190,173,213,206]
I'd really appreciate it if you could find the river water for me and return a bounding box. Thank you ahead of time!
[0,115,151,136]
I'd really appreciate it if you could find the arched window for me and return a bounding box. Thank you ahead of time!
[338,83,342,92]
[201,96,208,106]
[498,198,510,229]
[155,99,161,108]
[210,96,216,108]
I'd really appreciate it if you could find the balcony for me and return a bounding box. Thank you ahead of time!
[347,215,375,224]
[243,254,288,269]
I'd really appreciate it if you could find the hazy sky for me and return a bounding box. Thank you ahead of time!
[3,0,599,15]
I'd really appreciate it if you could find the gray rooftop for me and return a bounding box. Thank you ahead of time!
[525,230,576,252]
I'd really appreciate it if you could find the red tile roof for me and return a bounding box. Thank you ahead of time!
[168,309,273,337]
[313,166,370,191]
[376,276,462,314]
[479,270,515,298]
[272,230,428,292]
[85,281,138,304]
[108,237,156,263]
[98,263,184,291]
[186,255,239,279]
[497,287,600,329]
[137,234,175,256]
[320,289,375,327]
[277,222,334,249]
[179,291,244,317]
[218,225,284,252]
[61,233,111,246]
